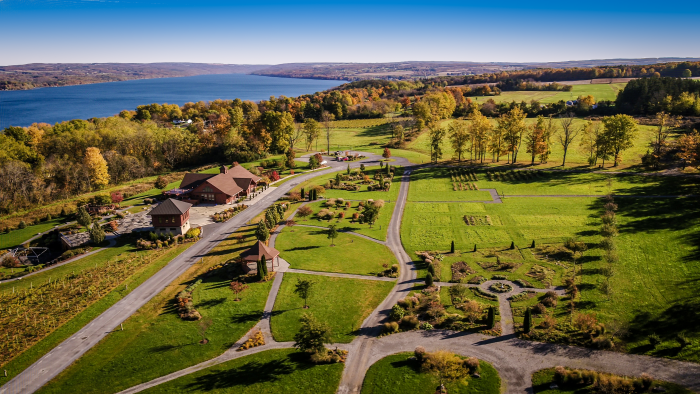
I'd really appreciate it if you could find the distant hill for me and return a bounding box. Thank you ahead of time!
[2,58,699,90]
[251,58,700,81]
[0,63,269,90]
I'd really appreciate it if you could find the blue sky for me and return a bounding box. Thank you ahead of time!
[1,0,699,65]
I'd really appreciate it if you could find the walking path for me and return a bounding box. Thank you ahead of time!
[13,153,700,394]
[0,157,369,394]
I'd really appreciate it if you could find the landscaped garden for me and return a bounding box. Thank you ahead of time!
[275,226,398,276]
[270,273,394,343]
[291,199,395,241]
[402,167,700,362]
[361,351,500,394]
[140,349,345,394]
[291,165,403,202]
[532,366,693,394]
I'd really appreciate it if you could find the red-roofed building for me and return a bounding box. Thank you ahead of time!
[165,164,261,205]
[148,198,193,235]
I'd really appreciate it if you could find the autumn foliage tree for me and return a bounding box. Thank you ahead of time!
[84,147,110,190]
[230,281,249,301]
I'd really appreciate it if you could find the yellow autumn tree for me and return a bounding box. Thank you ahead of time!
[85,147,110,189]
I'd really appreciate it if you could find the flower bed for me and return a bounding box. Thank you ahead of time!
[211,204,248,223]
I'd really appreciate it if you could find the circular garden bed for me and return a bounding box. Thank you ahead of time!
[489,282,513,293]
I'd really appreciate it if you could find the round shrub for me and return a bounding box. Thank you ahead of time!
[18,221,27,229]
[400,315,419,330]
[390,304,406,321]
[532,303,547,315]
[414,346,426,361]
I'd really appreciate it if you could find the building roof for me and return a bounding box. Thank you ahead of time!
[148,198,192,216]
[228,165,261,183]
[178,165,260,198]
[180,173,213,190]
[206,173,244,197]
[240,240,280,261]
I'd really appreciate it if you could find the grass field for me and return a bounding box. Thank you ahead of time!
[361,352,500,394]
[275,226,398,276]
[295,200,394,241]
[141,349,344,394]
[471,83,627,105]
[0,216,70,249]
[1,242,191,384]
[402,168,700,361]
[38,225,272,394]
[408,167,493,202]
[271,273,394,343]
[531,367,693,394]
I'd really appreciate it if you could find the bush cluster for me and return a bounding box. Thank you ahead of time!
[211,204,247,222]
[176,279,203,321]
[554,366,654,393]
[238,330,265,351]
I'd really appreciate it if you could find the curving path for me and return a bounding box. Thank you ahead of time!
[27,154,700,394]
[1,153,396,394]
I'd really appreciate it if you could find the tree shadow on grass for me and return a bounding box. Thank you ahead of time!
[230,310,266,324]
[196,297,227,309]
[183,354,306,391]
[286,245,321,252]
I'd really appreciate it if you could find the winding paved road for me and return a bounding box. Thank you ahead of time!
[8,157,700,394]
[0,154,390,394]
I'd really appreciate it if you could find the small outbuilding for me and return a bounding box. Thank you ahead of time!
[240,240,280,273]
[148,198,192,235]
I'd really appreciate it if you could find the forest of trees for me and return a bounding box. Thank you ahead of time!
[616,77,700,116]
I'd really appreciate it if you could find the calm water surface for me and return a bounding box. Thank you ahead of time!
[0,74,345,128]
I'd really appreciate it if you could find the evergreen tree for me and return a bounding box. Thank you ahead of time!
[425,272,434,287]
[89,223,106,245]
[487,306,495,329]
[531,240,536,248]
[76,206,92,230]
[473,244,477,252]
[255,220,269,242]
[510,241,515,250]
[450,240,455,254]
[427,263,435,276]
[260,256,268,277]
[301,187,305,200]
[346,164,350,175]
[523,307,532,333]
[335,172,342,186]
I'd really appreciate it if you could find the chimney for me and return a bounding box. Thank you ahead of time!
[220,165,228,174]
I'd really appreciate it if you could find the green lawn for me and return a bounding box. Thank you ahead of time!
[361,352,500,394]
[141,349,344,394]
[271,273,394,343]
[1,243,191,384]
[408,167,493,202]
[470,83,627,105]
[39,226,271,394]
[295,200,394,241]
[403,169,700,362]
[532,368,693,394]
[0,216,70,249]
[276,226,397,275]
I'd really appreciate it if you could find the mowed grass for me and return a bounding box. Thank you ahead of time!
[408,167,493,202]
[296,200,394,241]
[276,226,397,276]
[141,349,344,394]
[1,242,191,384]
[39,225,272,394]
[271,273,394,343]
[411,167,700,197]
[0,216,70,249]
[470,83,627,105]
[531,368,693,394]
[403,169,700,362]
[407,118,666,170]
[361,352,500,394]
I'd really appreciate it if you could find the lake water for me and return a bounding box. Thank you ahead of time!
[0,74,345,128]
